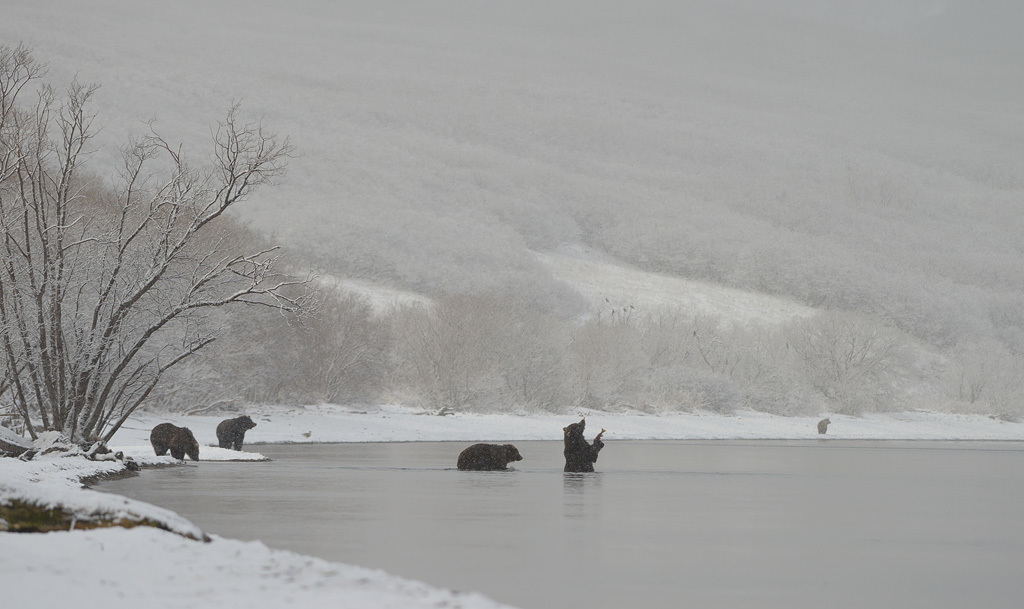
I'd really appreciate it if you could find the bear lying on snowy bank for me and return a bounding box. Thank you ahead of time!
[457,443,523,470]
[149,423,200,461]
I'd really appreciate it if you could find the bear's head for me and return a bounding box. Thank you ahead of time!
[503,444,523,463]
[238,415,257,430]
[180,428,200,461]
[563,418,586,438]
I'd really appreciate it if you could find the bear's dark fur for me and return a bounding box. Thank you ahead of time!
[563,418,604,473]
[150,423,200,461]
[457,443,523,471]
[817,418,831,435]
[216,415,257,451]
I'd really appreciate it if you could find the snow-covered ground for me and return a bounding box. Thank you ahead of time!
[108,404,1024,452]
[3,405,1023,608]
[536,245,815,326]
[3,526,512,609]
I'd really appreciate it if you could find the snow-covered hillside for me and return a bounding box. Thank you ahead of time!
[327,243,816,324]
[2,1,1021,335]
[4,0,1023,415]
[537,245,814,325]
[321,274,431,314]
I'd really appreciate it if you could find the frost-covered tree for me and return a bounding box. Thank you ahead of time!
[489,304,570,411]
[393,295,503,410]
[784,310,907,414]
[0,45,306,442]
[948,339,1024,416]
[145,286,389,409]
[567,310,645,410]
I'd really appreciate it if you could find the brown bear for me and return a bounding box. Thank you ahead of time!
[216,415,257,451]
[817,418,831,435]
[457,443,524,470]
[150,423,200,461]
[563,418,604,473]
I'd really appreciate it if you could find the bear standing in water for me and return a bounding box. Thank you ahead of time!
[457,443,523,470]
[150,423,200,461]
[217,415,257,451]
[563,418,604,473]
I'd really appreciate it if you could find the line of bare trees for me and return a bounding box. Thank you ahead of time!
[143,284,1024,420]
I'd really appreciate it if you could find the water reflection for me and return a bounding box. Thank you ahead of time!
[453,469,524,521]
[563,472,603,520]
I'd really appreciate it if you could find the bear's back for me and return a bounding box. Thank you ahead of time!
[457,443,516,471]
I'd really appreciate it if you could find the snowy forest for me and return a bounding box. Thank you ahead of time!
[3,1,1024,427]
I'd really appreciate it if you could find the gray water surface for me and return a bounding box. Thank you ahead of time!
[97,441,1024,609]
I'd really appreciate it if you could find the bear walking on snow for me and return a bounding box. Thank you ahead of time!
[150,423,200,461]
[217,415,257,451]
[817,418,831,435]
[457,443,524,470]
[563,418,604,473]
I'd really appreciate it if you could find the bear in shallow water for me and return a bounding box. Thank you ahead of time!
[457,443,523,470]
[817,418,831,435]
[149,423,200,461]
[216,415,257,451]
[563,418,604,473]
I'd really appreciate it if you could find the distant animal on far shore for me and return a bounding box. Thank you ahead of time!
[217,415,257,451]
[457,443,523,471]
[818,418,831,435]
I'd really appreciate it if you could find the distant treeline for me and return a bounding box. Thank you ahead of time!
[148,279,1024,419]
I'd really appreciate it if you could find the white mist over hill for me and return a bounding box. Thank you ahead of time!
[4,0,1023,415]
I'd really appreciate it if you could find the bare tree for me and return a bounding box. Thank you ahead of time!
[785,310,906,414]
[949,339,1024,415]
[567,313,645,410]
[299,291,389,403]
[481,298,570,411]
[0,45,308,442]
[393,295,501,410]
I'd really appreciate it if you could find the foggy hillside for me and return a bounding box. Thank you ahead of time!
[3,1,1023,414]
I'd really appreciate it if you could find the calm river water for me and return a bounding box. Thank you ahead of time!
[97,440,1024,609]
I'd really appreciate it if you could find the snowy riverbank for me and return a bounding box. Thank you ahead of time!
[0,429,515,609]
[3,406,1023,608]
[109,405,1024,455]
